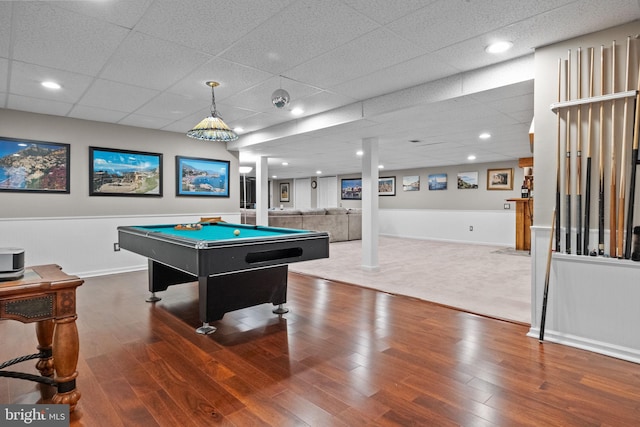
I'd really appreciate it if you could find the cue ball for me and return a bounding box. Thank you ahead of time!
[234,229,240,236]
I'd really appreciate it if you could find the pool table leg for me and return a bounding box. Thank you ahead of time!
[272,304,289,315]
[195,322,216,335]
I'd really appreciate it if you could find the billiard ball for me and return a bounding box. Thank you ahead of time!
[233,229,240,236]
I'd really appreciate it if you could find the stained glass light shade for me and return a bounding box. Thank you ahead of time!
[187,81,238,142]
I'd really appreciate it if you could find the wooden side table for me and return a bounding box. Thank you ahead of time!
[0,264,83,411]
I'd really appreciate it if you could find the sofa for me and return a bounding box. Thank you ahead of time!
[241,207,361,242]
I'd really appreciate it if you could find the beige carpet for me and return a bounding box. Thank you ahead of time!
[290,236,532,324]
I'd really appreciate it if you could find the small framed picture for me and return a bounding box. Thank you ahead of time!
[487,168,514,190]
[457,171,478,189]
[341,178,362,200]
[176,156,229,197]
[403,176,420,191]
[0,136,70,193]
[428,173,447,191]
[90,146,162,196]
[280,182,290,202]
[378,176,396,196]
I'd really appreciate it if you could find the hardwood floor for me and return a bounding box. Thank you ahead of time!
[2,269,640,426]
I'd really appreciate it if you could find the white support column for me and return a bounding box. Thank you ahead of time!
[256,157,269,226]
[362,137,379,270]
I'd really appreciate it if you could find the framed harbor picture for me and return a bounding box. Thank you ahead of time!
[428,173,447,191]
[378,176,396,196]
[176,156,229,197]
[403,175,420,191]
[487,168,514,190]
[341,178,362,200]
[90,147,162,196]
[0,136,70,193]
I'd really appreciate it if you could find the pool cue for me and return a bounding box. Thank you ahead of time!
[576,47,583,255]
[598,45,606,256]
[610,40,617,258]
[555,57,562,253]
[539,209,556,342]
[617,36,631,258]
[565,50,572,254]
[624,60,640,259]
[584,47,595,255]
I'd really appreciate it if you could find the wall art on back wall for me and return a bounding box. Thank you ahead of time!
[457,171,478,189]
[176,156,229,197]
[0,136,70,193]
[89,147,162,197]
[341,178,362,200]
[403,175,420,191]
[378,176,396,196]
[487,168,514,190]
[428,173,447,191]
[280,182,290,202]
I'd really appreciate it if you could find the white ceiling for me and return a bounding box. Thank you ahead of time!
[1,0,639,179]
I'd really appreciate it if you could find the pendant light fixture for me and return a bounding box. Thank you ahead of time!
[187,81,238,142]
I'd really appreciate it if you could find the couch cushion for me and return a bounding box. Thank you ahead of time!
[299,208,326,215]
[325,207,348,215]
[269,209,302,216]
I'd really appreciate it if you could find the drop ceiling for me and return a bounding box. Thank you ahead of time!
[1,0,639,179]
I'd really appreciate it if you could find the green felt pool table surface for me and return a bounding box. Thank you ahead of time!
[133,222,311,242]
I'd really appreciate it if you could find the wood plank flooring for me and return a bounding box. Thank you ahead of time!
[2,270,640,426]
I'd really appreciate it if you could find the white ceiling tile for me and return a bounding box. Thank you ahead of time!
[0,58,7,93]
[11,2,130,75]
[168,57,273,101]
[117,114,176,130]
[341,0,438,24]
[53,0,154,29]
[9,61,94,104]
[99,31,212,91]
[330,53,460,101]
[78,80,160,113]
[68,105,129,124]
[7,94,73,117]
[0,3,11,58]
[134,92,206,120]
[285,28,427,89]
[220,0,380,74]
[133,0,295,55]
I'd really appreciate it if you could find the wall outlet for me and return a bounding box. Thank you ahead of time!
[113,242,120,252]
[469,226,473,231]
[504,203,511,209]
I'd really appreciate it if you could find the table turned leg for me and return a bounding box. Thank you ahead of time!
[35,319,55,377]
[51,316,81,411]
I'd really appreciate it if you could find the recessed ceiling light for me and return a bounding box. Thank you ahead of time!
[234,127,244,133]
[316,170,322,174]
[272,175,277,179]
[468,155,477,160]
[479,132,491,139]
[41,81,61,89]
[291,108,304,116]
[378,165,384,169]
[282,162,288,166]
[485,41,513,54]
[356,150,363,156]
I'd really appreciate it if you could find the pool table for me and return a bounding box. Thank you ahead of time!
[117,222,329,333]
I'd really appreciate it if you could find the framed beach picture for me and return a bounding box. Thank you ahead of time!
[280,182,290,202]
[403,175,420,191]
[378,176,396,196]
[457,171,478,189]
[487,168,514,190]
[0,136,70,193]
[428,173,447,191]
[341,178,362,200]
[90,147,162,196]
[176,156,229,197]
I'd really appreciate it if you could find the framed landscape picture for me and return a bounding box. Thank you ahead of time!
[403,175,420,191]
[428,173,447,191]
[0,136,70,193]
[90,147,162,196]
[487,168,514,190]
[341,178,362,200]
[457,171,478,189]
[176,156,229,197]
[378,176,396,196]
